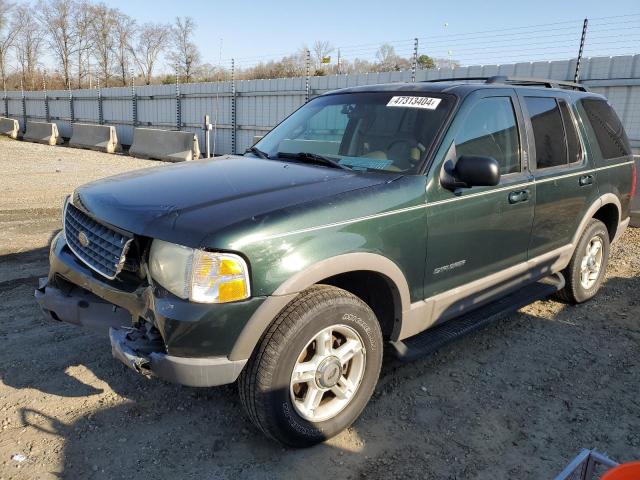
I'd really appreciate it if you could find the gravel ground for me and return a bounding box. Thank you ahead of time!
[1,138,639,480]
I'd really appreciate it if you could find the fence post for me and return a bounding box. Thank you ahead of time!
[20,78,26,133]
[3,90,7,117]
[42,73,50,123]
[175,66,181,131]
[130,69,138,128]
[305,49,310,102]
[574,18,589,83]
[68,85,75,124]
[411,38,419,82]
[97,78,104,125]
[231,58,236,154]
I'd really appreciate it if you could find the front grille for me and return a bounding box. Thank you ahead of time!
[64,203,133,280]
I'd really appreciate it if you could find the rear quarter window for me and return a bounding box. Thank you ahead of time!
[578,98,631,160]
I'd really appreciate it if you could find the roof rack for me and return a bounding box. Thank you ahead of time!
[422,76,588,92]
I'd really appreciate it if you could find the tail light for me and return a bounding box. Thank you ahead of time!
[632,161,637,199]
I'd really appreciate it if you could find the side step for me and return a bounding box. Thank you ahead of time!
[389,273,565,362]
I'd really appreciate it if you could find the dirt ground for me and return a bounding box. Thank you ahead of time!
[1,137,639,480]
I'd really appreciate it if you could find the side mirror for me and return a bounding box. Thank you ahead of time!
[441,155,500,191]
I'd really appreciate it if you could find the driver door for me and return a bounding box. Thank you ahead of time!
[423,89,535,306]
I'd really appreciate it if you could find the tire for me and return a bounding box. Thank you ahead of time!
[238,285,383,447]
[557,218,610,304]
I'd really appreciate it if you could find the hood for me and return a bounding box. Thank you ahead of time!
[73,155,398,247]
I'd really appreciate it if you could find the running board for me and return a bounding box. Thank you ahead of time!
[389,273,565,362]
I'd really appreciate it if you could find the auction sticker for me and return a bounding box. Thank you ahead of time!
[387,96,441,109]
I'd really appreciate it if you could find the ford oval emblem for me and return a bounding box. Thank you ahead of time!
[78,231,90,248]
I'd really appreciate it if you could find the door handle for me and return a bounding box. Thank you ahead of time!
[579,174,594,186]
[508,189,530,204]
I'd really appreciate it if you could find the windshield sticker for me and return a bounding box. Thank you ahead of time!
[387,96,441,110]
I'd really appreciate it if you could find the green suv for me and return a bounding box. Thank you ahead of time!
[35,76,635,447]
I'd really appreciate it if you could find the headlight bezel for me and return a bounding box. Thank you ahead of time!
[148,239,251,304]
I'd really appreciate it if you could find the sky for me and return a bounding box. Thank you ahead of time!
[100,0,639,70]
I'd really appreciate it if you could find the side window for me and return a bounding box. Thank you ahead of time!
[455,97,521,175]
[578,98,631,160]
[559,100,583,164]
[524,97,567,169]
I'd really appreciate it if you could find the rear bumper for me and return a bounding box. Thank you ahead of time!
[109,328,247,387]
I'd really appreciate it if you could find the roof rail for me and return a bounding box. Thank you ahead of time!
[422,76,588,92]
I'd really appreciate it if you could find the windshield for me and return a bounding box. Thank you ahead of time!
[249,91,454,173]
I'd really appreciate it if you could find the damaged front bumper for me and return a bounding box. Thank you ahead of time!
[109,327,246,387]
[34,232,249,387]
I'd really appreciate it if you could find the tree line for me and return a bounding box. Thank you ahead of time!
[0,0,456,92]
[0,0,202,91]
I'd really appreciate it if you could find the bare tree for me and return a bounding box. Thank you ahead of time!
[113,11,136,86]
[130,22,169,85]
[0,0,20,91]
[89,2,116,87]
[14,3,43,90]
[312,40,334,69]
[36,0,78,89]
[168,16,200,83]
[74,0,93,88]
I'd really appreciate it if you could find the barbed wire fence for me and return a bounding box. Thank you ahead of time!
[2,14,640,156]
[210,13,639,83]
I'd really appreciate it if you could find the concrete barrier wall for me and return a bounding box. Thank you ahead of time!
[129,128,200,162]
[69,123,120,153]
[23,121,62,146]
[0,117,19,139]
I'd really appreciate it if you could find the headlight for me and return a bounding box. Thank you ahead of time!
[148,239,250,303]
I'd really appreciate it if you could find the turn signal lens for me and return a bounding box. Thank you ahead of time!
[149,240,250,304]
[190,251,250,303]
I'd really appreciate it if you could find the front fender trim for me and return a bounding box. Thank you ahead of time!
[228,252,411,361]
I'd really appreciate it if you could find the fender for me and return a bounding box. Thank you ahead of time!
[571,193,623,249]
[228,252,411,361]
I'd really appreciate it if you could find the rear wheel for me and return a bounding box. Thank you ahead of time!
[558,219,610,303]
[238,285,383,447]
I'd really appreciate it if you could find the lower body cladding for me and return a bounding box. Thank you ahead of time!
[34,232,255,387]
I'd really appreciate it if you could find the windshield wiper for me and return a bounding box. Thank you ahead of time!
[276,151,351,170]
[245,146,270,159]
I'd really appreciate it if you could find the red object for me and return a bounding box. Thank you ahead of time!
[630,162,637,200]
[601,462,640,480]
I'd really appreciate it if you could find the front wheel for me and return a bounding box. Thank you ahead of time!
[558,218,610,303]
[238,285,383,447]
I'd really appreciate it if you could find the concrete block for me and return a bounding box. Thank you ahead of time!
[23,121,62,146]
[0,117,19,139]
[129,128,200,162]
[69,123,120,153]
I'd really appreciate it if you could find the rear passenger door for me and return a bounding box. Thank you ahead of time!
[519,92,599,258]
